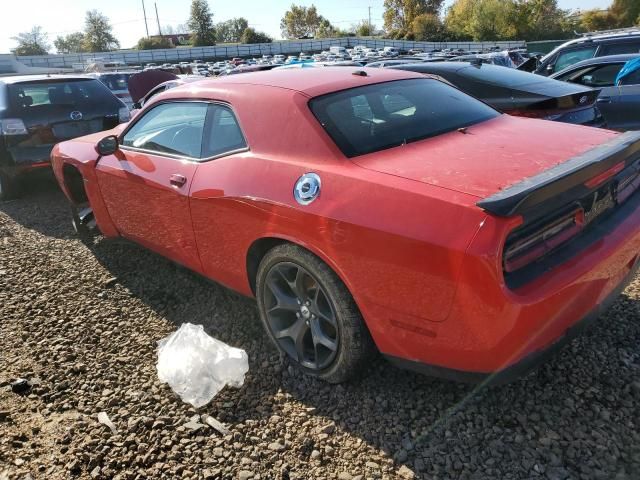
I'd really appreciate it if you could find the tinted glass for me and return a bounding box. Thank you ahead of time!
[571,63,624,87]
[309,78,499,158]
[619,69,640,86]
[458,64,550,87]
[554,46,598,73]
[601,42,640,56]
[202,105,247,158]
[98,73,133,91]
[8,79,116,110]
[122,102,207,158]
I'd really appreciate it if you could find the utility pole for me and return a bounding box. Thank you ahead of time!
[368,6,372,31]
[155,2,163,37]
[141,0,149,37]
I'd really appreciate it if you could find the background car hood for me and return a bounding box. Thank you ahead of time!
[351,115,617,199]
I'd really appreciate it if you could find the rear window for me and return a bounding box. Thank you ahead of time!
[97,73,133,91]
[459,64,551,87]
[8,79,117,110]
[309,78,498,157]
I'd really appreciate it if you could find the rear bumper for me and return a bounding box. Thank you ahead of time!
[1,145,53,177]
[385,256,639,384]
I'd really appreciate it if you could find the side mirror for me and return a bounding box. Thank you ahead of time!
[96,135,119,156]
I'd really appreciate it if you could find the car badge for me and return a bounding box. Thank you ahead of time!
[579,96,587,105]
[70,111,83,121]
[294,173,321,205]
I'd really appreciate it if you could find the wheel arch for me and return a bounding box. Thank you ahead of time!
[245,236,357,303]
[62,163,88,205]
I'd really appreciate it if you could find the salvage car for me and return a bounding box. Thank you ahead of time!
[389,62,605,126]
[51,68,640,383]
[0,75,129,200]
[551,54,640,131]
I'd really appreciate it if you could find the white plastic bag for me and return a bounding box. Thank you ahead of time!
[156,323,249,408]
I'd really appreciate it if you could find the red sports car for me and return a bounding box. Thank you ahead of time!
[51,67,640,383]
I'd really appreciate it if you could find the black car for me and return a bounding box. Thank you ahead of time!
[0,75,129,199]
[551,54,640,131]
[535,29,640,76]
[388,62,604,126]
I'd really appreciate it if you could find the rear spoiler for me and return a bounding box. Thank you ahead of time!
[477,131,640,217]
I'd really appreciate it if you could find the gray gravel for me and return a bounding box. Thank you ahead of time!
[1,178,640,480]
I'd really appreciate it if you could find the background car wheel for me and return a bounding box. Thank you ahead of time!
[256,244,376,383]
[0,172,18,201]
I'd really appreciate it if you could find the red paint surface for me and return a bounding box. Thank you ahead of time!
[50,68,640,375]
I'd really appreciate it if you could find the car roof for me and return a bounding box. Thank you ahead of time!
[185,67,425,97]
[553,53,640,74]
[542,31,640,61]
[0,74,96,84]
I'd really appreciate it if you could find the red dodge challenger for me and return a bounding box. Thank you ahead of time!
[51,67,640,383]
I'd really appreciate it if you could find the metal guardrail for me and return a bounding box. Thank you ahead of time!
[15,37,525,69]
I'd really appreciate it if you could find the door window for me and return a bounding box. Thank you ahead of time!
[619,69,640,86]
[122,102,207,158]
[600,42,640,56]
[553,46,598,73]
[202,104,247,158]
[566,63,625,87]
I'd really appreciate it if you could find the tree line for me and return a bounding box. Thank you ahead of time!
[10,0,640,56]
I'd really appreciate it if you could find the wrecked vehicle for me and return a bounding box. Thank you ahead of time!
[552,54,640,131]
[51,67,640,384]
[0,75,129,200]
[389,62,605,126]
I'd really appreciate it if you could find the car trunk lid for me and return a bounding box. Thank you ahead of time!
[352,115,618,199]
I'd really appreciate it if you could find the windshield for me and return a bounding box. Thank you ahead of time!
[309,78,499,157]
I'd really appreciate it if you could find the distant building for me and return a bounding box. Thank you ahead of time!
[151,34,192,47]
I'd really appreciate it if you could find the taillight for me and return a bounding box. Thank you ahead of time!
[118,107,131,123]
[504,208,584,273]
[0,118,28,136]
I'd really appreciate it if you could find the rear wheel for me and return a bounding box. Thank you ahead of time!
[256,244,376,383]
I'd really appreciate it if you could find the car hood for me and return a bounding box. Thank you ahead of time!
[351,115,618,199]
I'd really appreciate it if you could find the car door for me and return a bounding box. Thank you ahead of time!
[95,101,208,272]
[613,68,640,130]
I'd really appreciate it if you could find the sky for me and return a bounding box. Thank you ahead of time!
[0,0,613,54]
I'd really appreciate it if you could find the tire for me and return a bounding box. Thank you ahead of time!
[0,172,18,201]
[256,243,376,383]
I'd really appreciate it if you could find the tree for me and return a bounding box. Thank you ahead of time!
[216,17,249,43]
[188,0,216,46]
[54,32,85,54]
[315,19,338,38]
[383,0,444,38]
[137,36,174,49]
[11,26,49,55]
[280,4,330,39]
[82,10,120,52]
[240,27,272,44]
[354,20,376,36]
[512,0,574,41]
[579,9,618,32]
[411,13,447,41]
[610,0,640,27]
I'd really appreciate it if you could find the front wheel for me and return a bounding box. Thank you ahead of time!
[256,244,376,383]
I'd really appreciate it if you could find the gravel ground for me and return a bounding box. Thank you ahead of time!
[1,177,640,480]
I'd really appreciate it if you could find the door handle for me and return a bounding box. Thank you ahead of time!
[597,96,612,104]
[169,173,187,187]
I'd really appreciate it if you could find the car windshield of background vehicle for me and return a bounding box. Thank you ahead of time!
[99,73,132,91]
[7,79,115,110]
[309,78,499,158]
[553,46,598,73]
[122,102,207,158]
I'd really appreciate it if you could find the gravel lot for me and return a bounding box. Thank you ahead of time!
[1,177,640,480]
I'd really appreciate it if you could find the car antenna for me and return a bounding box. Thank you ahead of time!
[352,70,368,77]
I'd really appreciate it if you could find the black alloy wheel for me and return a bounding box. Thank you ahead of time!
[256,244,375,383]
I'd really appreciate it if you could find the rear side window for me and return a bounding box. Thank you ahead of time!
[202,104,247,158]
[600,42,640,56]
[8,79,117,110]
[309,78,498,157]
[122,102,207,158]
[566,63,624,87]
